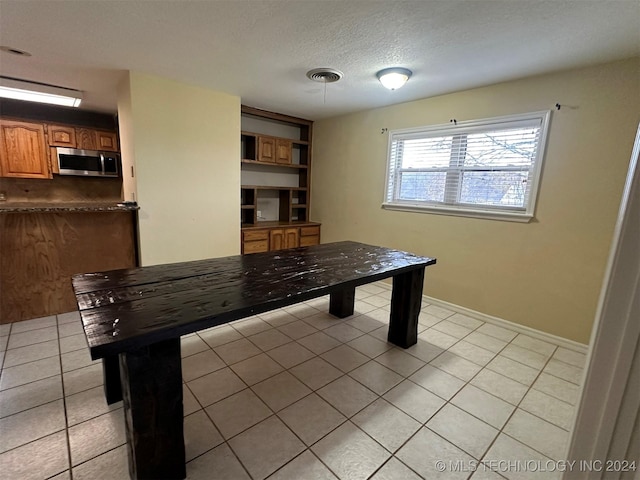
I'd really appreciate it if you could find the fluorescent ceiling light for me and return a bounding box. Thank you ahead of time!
[0,77,82,107]
[377,67,412,90]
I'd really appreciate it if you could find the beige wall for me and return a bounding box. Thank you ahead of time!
[311,58,640,344]
[116,74,137,203]
[118,72,240,266]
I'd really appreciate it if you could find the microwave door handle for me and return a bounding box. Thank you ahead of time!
[99,153,105,175]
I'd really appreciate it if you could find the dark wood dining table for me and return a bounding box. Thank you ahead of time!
[72,240,436,479]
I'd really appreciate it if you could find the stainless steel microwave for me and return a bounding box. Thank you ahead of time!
[56,147,120,177]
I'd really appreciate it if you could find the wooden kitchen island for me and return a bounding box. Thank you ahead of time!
[0,203,138,323]
[72,241,436,480]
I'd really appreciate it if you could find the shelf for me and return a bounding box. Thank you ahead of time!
[241,159,307,169]
[240,106,313,232]
[241,130,309,146]
[242,185,307,191]
[241,220,320,230]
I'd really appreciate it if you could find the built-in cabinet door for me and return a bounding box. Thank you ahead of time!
[258,137,276,163]
[243,225,319,253]
[242,229,269,254]
[284,228,299,248]
[0,120,51,179]
[76,128,98,150]
[47,125,76,148]
[270,228,300,250]
[300,235,319,247]
[49,147,60,174]
[276,139,292,165]
[96,130,118,152]
[269,228,285,250]
[299,225,320,247]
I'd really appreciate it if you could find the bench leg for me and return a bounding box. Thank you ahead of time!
[119,338,185,480]
[102,356,122,405]
[329,286,355,318]
[388,268,425,348]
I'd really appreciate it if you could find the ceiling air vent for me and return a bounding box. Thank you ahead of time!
[306,68,343,83]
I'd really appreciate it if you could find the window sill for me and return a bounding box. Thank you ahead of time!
[381,202,534,223]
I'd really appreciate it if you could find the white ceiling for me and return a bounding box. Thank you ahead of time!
[0,0,638,120]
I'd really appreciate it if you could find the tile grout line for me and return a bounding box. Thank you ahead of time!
[56,315,75,480]
[474,342,564,474]
[405,320,549,473]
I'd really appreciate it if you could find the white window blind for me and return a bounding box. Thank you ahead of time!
[383,111,550,221]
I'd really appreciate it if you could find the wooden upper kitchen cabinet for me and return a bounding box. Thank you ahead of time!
[0,119,51,179]
[75,127,98,150]
[47,124,77,148]
[48,126,118,152]
[96,130,118,151]
[276,138,292,165]
[257,136,276,163]
[255,136,292,165]
[77,128,115,151]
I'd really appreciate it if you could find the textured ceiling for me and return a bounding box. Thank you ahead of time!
[0,0,638,120]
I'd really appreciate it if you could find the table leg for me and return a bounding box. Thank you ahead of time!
[388,268,425,348]
[329,286,355,318]
[102,356,122,404]
[119,338,185,480]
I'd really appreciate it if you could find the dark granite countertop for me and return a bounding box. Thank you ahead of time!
[0,202,139,213]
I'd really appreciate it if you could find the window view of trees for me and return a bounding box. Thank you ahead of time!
[392,126,540,210]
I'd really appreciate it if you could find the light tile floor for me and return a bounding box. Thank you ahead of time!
[0,282,586,480]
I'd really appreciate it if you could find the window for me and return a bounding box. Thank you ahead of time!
[383,111,550,221]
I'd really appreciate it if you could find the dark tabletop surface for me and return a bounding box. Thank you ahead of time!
[0,202,139,213]
[72,241,436,358]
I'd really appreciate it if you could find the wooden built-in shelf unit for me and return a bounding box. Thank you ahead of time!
[240,106,319,253]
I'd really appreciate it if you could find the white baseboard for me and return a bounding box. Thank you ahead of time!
[373,279,588,353]
[422,294,588,354]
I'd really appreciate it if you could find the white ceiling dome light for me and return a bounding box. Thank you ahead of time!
[377,68,412,90]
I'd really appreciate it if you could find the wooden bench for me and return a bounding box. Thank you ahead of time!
[72,241,436,480]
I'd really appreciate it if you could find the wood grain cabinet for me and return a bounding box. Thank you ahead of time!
[299,225,320,246]
[0,119,51,179]
[0,210,137,322]
[241,229,270,254]
[269,228,285,250]
[76,127,98,150]
[63,128,119,152]
[242,224,319,254]
[240,106,318,253]
[96,130,118,151]
[284,227,299,248]
[256,136,292,165]
[47,125,76,147]
[258,136,276,163]
[276,138,292,165]
[0,116,120,179]
[269,227,300,251]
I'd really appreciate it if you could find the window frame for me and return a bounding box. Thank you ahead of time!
[382,111,551,222]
